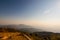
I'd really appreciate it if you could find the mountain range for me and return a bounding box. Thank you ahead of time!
[0,24,44,33]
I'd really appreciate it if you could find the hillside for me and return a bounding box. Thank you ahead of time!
[0,26,60,40]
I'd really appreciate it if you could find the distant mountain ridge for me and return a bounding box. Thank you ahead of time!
[0,24,44,33]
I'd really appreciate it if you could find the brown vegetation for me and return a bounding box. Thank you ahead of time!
[0,26,60,40]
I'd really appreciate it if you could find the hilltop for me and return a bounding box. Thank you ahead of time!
[0,25,60,40]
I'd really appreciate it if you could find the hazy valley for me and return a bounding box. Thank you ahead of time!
[0,24,60,40]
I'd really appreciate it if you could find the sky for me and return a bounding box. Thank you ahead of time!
[0,0,60,32]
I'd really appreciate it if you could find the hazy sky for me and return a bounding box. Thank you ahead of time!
[0,0,60,32]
